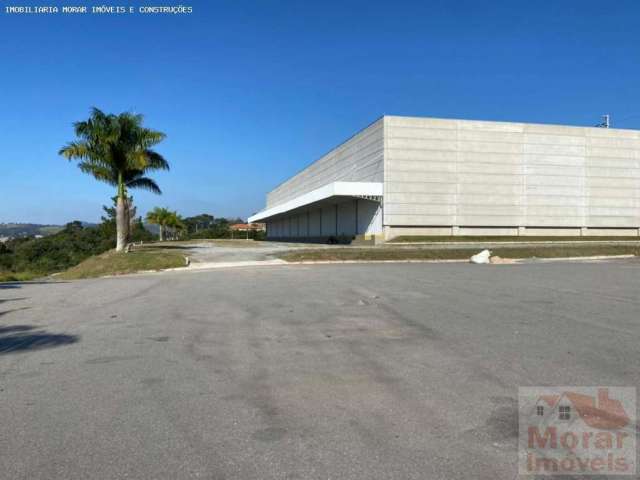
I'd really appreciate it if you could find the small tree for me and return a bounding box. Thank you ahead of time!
[146,207,173,241]
[165,212,186,240]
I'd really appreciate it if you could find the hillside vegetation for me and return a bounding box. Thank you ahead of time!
[0,223,64,238]
[0,220,152,281]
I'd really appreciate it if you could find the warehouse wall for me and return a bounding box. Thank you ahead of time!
[266,119,384,208]
[384,116,640,235]
[265,199,382,240]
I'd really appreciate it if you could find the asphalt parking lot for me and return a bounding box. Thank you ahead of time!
[1,261,639,479]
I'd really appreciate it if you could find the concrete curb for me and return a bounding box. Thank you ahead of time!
[84,253,636,279]
[164,259,288,272]
[386,240,640,247]
[284,255,636,266]
[518,254,636,263]
[286,259,469,265]
[160,254,636,272]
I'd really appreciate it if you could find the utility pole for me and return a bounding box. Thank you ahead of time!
[597,114,610,128]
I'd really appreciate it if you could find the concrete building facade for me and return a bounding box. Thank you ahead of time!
[249,116,640,240]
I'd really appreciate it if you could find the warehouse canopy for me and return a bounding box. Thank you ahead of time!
[248,181,383,223]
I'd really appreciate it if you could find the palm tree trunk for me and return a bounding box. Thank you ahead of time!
[115,175,127,252]
[159,224,164,242]
[116,195,127,252]
[123,197,131,243]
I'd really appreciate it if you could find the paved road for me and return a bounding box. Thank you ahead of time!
[184,241,326,264]
[1,261,639,479]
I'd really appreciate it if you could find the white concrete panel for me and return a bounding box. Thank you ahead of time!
[459,184,523,195]
[526,195,584,207]
[386,160,457,173]
[524,143,586,156]
[524,134,585,146]
[458,163,524,174]
[524,124,583,135]
[457,215,522,225]
[385,116,458,129]
[388,149,457,162]
[457,141,523,154]
[386,171,458,183]
[387,138,457,151]
[586,167,639,178]
[385,182,457,194]
[458,130,524,143]
[526,175,582,187]
[587,187,636,198]
[457,194,523,206]
[525,165,584,176]
[587,216,637,227]
[458,152,522,164]
[587,147,636,159]
[383,116,640,230]
[587,157,639,168]
[266,119,384,208]
[526,185,584,196]
[457,120,524,132]
[588,177,637,188]
[457,205,524,216]
[387,126,458,140]
[385,214,455,225]
[457,173,523,185]
[385,193,456,204]
[524,216,584,227]
[385,204,456,216]
[525,154,586,166]
[527,206,584,217]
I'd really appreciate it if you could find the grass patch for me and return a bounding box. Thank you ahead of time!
[390,236,640,243]
[58,249,186,280]
[0,271,40,283]
[278,245,640,262]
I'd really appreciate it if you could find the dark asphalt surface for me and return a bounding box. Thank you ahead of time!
[1,261,639,479]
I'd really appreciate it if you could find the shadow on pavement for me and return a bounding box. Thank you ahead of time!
[0,324,79,355]
[0,307,31,318]
[0,297,27,304]
[0,325,36,335]
[0,281,68,289]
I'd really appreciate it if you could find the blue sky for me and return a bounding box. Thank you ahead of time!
[1,0,639,224]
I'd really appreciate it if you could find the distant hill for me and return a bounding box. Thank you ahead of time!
[0,222,95,240]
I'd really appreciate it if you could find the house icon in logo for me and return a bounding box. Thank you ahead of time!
[534,388,630,430]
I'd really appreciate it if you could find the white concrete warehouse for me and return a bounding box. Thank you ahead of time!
[249,116,640,241]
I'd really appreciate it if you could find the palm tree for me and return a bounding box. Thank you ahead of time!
[146,207,173,241]
[60,108,169,252]
[166,212,186,240]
